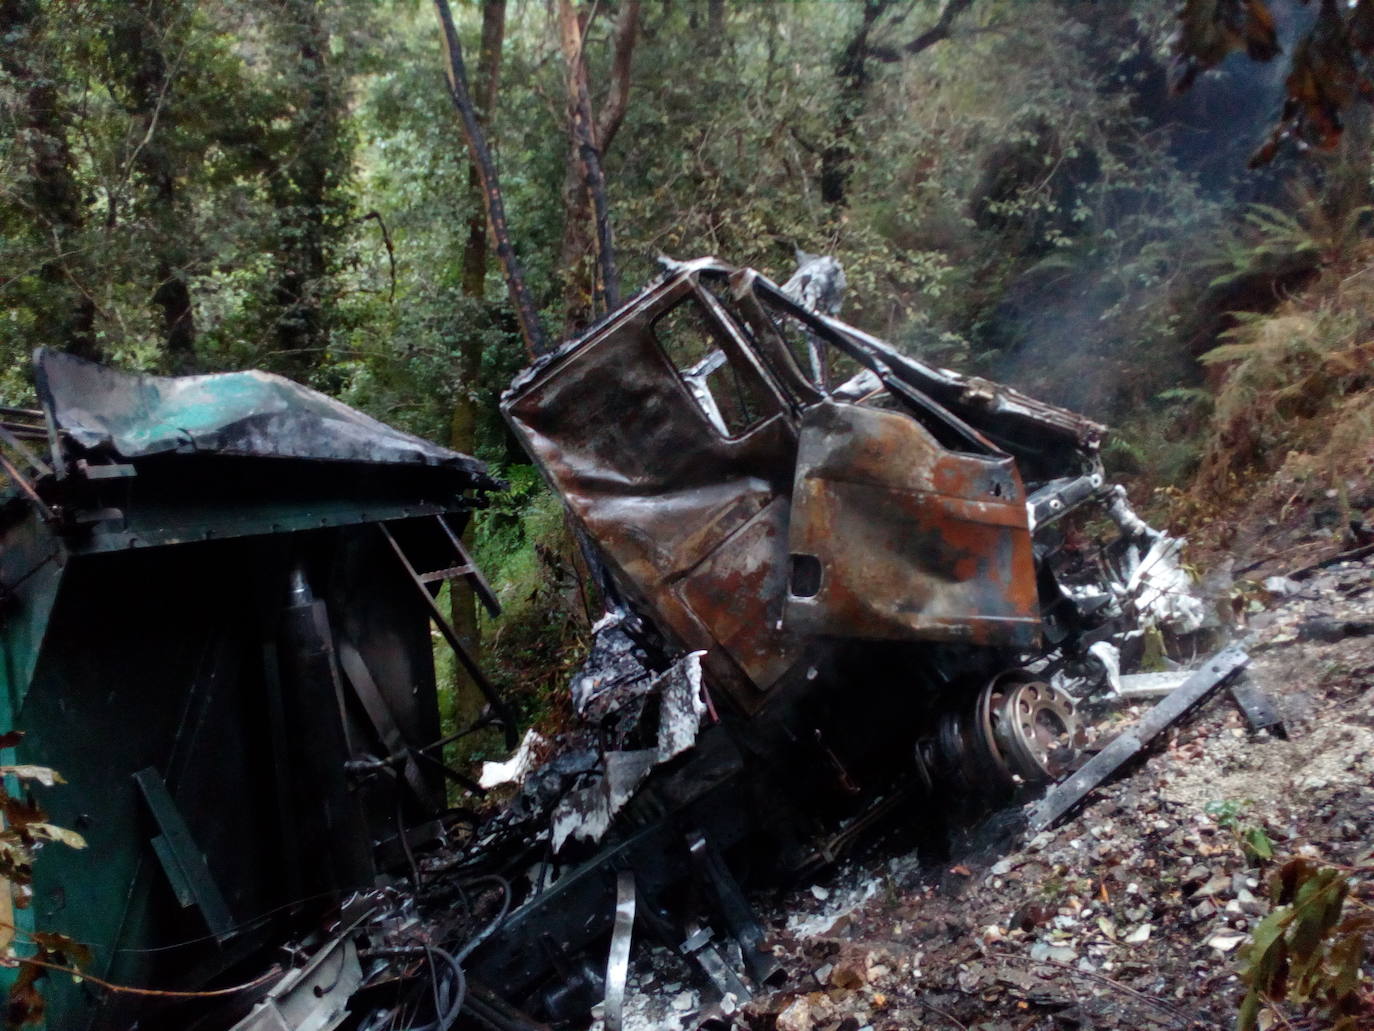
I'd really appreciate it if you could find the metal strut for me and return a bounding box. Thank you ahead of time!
[603,871,636,1031]
[379,521,518,749]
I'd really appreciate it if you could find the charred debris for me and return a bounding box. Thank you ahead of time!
[0,260,1247,1030]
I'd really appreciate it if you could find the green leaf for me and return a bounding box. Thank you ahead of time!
[1326,921,1366,999]
[1289,873,1333,956]
[1239,911,1290,1001]
[1244,827,1274,860]
[1235,989,1261,1031]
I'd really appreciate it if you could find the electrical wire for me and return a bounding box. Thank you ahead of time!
[395,776,424,888]
[11,956,281,999]
[378,875,509,1030]
[99,887,377,955]
[451,875,511,963]
[390,946,466,1031]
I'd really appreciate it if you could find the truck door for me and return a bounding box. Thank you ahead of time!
[784,395,1040,650]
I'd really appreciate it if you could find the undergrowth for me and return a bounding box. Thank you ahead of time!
[467,465,595,752]
[1160,243,1374,555]
[1236,857,1374,1031]
[1197,299,1374,494]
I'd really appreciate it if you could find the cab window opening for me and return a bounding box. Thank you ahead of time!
[652,294,776,438]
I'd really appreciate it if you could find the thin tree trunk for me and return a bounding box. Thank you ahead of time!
[557,161,596,333]
[820,0,888,208]
[706,0,725,54]
[449,0,506,743]
[558,0,620,319]
[111,0,197,362]
[556,0,639,335]
[268,0,342,379]
[435,0,549,359]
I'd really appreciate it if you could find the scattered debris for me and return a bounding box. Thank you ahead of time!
[745,547,1374,1031]
[1027,645,1250,833]
[1117,671,1191,698]
[480,728,550,789]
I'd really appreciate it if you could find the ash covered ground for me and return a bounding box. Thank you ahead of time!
[590,555,1374,1031]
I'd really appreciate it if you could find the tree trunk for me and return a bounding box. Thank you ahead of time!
[819,0,888,208]
[449,0,507,745]
[556,0,640,335]
[0,0,97,359]
[270,0,342,379]
[819,0,972,209]
[435,0,550,359]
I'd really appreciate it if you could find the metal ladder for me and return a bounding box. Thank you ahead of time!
[378,515,518,749]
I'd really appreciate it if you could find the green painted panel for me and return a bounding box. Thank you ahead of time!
[0,505,66,715]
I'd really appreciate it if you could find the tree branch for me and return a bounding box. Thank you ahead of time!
[559,0,622,310]
[869,0,973,63]
[593,0,641,153]
[356,210,396,302]
[475,0,506,120]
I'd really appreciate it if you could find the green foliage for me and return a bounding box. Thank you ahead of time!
[1205,798,1275,863]
[1236,858,1374,1031]
[470,464,590,738]
[1206,204,1323,291]
[1204,798,1248,828]
[0,0,377,390]
[1196,277,1374,492]
[1157,386,1214,410]
[474,464,565,622]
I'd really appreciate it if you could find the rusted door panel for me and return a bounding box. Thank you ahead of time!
[676,497,797,693]
[503,288,804,711]
[506,323,791,566]
[785,400,1039,648]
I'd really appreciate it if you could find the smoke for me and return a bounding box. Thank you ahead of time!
[970,0,1318,420]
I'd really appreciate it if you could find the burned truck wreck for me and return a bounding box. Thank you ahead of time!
[0,259,1202,1031]
[457,258,1205,1026]
[498,257,1183,818]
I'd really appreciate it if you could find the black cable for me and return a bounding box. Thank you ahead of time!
[383,878,506,1030]
[424,945,445,1031]
[105,887,377,954]
[453,875,511,963]
[396,778,423,889]
[393,946,466,1031]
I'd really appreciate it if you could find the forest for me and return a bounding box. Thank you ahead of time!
[4,0,1374,742]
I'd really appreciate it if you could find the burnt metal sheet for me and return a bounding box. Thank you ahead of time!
[229,932,364,1031]
[34,347,488,475]
[603,872,636,1031]
[502,260,1094,713]
[133,766,234,941]
[1230,682,1286,737]
[1026,645,1249,832]
[787,399,1038,648]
